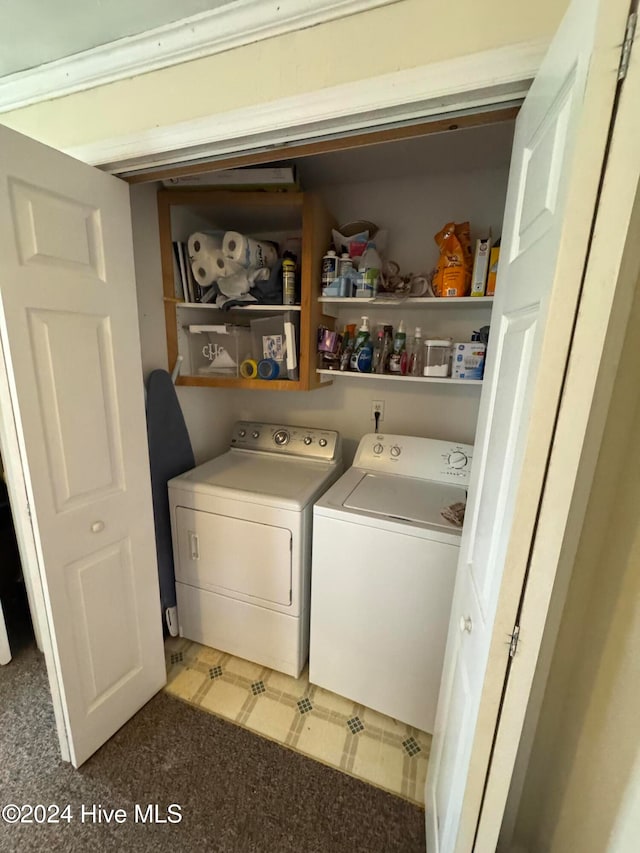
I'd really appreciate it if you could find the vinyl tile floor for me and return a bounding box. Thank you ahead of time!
[164,637,431,805]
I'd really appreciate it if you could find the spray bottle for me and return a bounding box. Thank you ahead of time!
[376,325,394,374]
[339,323,357,371]
[388,320,406,374]
[408,326,424,376]
[372,326,386,373]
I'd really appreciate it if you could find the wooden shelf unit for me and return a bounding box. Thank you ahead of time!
[158,189,336,390]
[167,300,302,312]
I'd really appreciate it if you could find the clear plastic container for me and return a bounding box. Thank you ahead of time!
[250,311,301,380]
[187,324,252,376]
[423,339,452,377]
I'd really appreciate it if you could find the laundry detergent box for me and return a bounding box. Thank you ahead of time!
[470,237,491,296]
[486,246,501,296]
[452,342,486,380]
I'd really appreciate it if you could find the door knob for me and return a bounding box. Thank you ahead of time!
[91,521,105,533]
[459,615,473,634]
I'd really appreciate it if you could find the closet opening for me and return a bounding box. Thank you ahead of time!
[124,104,520,802]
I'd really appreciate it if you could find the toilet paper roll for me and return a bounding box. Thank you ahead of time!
[191,250,243,288]
[187,231,223,260]
[223,231,278,269]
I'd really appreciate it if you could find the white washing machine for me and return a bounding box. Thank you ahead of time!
[309,433,473,732]
[169,421,342,677]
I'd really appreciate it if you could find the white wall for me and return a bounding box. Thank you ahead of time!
[511,273,640,853]
[317,166,508,273]
[0,0,567,152]
[130,145,508,464]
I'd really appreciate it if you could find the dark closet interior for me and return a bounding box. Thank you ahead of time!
[0,459,33,652]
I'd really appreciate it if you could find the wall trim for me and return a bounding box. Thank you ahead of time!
[65,39,547,175]
[0,0,401,114]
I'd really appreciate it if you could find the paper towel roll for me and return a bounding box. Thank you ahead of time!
[191,250,242,287]
[223,231,278,269]
[187,231,223,260]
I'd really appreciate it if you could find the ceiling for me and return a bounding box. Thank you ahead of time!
[0,0,231,77]
[296,121,516,188]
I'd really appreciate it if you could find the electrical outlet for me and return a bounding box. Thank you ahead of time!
[371,400,385,421]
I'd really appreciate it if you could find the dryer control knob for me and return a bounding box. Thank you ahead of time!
[238,429,246,438]
[373,443,383,455]
[303,436,313,445]
[390,445,401,457]
[448,451,468,469]
[318,438,328,447]
[252,430,260,439]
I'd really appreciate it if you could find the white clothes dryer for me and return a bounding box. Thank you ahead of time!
[309,433,472,732]
[169,421,342,677]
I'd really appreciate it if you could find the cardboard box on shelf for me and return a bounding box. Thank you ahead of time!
[452,342,486,380]
[471,237,491,296]
[486,246,501,296]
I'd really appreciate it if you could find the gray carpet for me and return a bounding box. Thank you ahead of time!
[0,645,426,852]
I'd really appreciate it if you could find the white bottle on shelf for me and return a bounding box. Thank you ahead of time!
[321,248,339,293]
[359,242,382,297]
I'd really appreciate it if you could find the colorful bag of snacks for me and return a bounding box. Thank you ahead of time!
[433,221,472,297]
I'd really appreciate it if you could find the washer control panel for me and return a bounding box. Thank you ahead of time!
[230,421,340,461]
[354,433,473,483]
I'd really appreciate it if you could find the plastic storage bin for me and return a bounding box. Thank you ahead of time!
[423,339,452,377]
[250,311,300,381]
[187,324,253,376]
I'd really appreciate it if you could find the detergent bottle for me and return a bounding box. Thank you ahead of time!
[350,316,371,371]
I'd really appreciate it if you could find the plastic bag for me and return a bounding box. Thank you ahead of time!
[433,221,472,297]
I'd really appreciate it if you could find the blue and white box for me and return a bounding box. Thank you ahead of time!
[453,342,486,380]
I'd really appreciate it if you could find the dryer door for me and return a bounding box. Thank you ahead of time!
[174,507,292,606]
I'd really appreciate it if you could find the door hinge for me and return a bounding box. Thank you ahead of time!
[508,625,520,658]
[26,500,31,519]
[618,11,637,81]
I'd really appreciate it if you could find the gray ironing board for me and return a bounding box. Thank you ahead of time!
[146,370,195,634]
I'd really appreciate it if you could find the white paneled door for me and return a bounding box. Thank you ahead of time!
[0,124,166,767]
[424,0,633,849]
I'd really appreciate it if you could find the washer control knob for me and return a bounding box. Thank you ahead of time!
[238,429,246,438]
[318,438,328,447]
[252,430,260,439]
[448,451,468,469]
[303,436,313,445]
[390,445,401,458]
[373,443,384,455]
[274,429,289,446]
